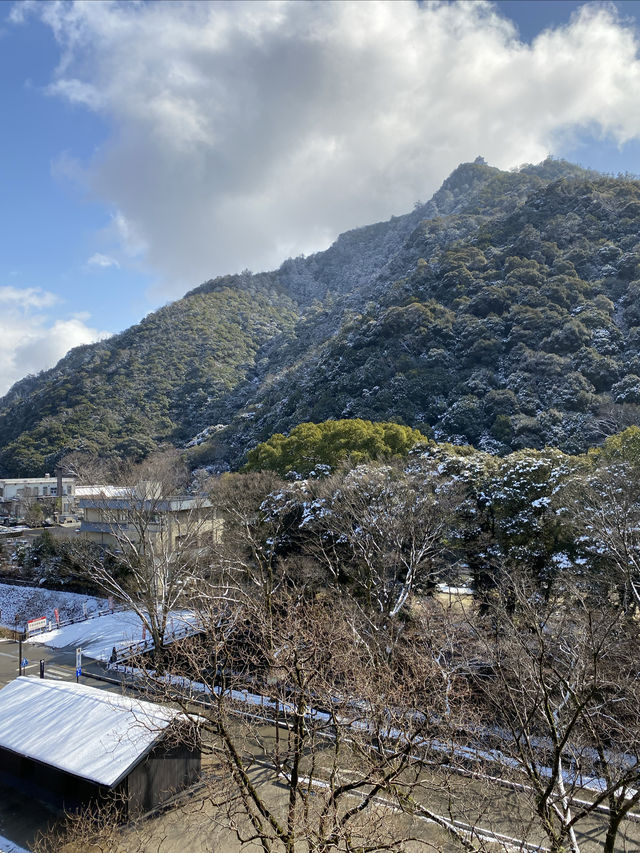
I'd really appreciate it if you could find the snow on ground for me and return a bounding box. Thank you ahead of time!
[435,583,474,596]
[28,610,146,660]
[27,608,198,661]
[0,582,106,630]
[115,667,619,798]
[0,835,30,853]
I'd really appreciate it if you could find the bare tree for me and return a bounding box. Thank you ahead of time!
[151,587,496,853]
[33,795,135,853]
[566,459,640,611]
[75,450,222,664]
[470,574,640,853]
[58,450,122,487]
[205,471,306,623]
[22,494,46,527]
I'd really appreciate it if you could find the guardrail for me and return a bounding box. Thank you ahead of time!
[107,620,201,665]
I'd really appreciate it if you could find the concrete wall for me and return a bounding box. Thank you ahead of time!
[79,503,223,551]
[0,477,76,518]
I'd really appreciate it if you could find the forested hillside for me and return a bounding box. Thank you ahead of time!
[1,156,639,476]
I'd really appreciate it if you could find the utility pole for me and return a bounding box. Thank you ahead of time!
[17,633,27,676]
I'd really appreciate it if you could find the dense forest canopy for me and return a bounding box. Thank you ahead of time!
[2,157,640,476]
[244,418,428,478]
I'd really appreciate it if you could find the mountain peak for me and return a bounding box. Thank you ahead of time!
[2,158,639,476]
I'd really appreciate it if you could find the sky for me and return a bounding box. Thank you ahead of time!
[2,0,640,395]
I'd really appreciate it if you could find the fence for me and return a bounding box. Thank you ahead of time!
[107,619,201,665]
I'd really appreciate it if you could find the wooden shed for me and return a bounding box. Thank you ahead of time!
[0,677,200,817]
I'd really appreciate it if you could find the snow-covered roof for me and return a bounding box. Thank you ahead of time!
[0,677,182,787]
[0,477,74,485]
[78,494,212,511]
[75,485,129,498]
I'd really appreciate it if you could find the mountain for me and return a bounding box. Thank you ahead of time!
[2,156,639,477]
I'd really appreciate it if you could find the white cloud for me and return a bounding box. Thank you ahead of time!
[8,0,36,26]
[0,287,111,395]
[87,252,120,269]
[0,286,59,309]
[15,0,640,299]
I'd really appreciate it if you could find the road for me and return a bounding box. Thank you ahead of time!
[0,637,71,685]
[1,636,639,852]
[0,636,110,688]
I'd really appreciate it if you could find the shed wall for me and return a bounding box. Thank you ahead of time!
[0,734,200,817]
[0,745,108,811]
[127,741,201,815]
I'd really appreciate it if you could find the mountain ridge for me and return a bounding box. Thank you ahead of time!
[1,156,638,477]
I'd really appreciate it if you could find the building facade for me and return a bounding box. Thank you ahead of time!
[0,473,76,519]
[77,485,222,551]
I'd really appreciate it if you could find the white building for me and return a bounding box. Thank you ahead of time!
[0,473,76,519]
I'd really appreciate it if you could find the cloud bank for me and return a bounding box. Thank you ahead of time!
[0,287,110,395]
[16,0,640,298]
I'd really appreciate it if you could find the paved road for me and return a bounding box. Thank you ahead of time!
[1,638,639,853]
[0,637,71,685]
[0,636,114,690]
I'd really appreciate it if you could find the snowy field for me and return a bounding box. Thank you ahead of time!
[0,582,196,662]
[26,608,198,662]
[0,834,30,853]
[0,582,106,631]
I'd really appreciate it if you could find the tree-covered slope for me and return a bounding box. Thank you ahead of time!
[213,167,640,464]
[0,157,636,476]
[0,279,299,475]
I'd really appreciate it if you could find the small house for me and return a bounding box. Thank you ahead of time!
[0,677,200,817]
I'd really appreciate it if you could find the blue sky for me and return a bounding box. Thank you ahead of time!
[1,0,640,395]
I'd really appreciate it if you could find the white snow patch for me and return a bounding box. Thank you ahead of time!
[436,583,474,596]
[0,677,180,787]
[26,608,197,661]
[531,497,550,508]
[0,835,30,853]
[0,583,106,630]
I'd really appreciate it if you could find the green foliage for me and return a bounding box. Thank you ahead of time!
[3,157,640,474]
[229,167,640,459]
[598,425,640,467]
[237,429,626,607]
[244,419,429,477]
[0,281,298,475]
